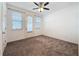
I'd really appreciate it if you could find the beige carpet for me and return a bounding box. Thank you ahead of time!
[3,35,78,56]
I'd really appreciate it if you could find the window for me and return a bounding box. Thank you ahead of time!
[11,10,22,30]
[34,16,41,30]
[27,16,33,32]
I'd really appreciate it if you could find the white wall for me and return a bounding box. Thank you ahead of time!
[2,3,7,52]
[0,3,3,56]
[7,5,42,42]
[43,3,78,44]
[77,3,79,56]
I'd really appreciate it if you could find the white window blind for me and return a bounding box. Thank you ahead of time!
[10,10,23,30]
[27,16,33,32]
[34,16,41,30]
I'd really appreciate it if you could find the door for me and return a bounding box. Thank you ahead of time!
[0,2,3,56]
[2,3,7,52]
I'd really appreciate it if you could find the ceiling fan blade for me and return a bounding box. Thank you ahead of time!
[33,8,38,10]
[44,2,49,6]
[34,2,39,6]
[44,8,50,10]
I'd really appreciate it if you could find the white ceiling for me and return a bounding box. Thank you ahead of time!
[7,2,77,16]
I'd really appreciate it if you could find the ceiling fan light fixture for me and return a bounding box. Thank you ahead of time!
[40,8,44,11]
[38,8,44,12]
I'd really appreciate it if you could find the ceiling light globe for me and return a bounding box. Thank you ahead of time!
[40,8,43,12]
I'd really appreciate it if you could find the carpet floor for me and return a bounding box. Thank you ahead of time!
[3,35,78,56]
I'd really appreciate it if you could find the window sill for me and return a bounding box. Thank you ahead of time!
[12,29,23,31]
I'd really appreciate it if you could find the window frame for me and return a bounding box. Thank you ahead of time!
[34,16,41,30]
[27,16,33,33]
[9,9,23,31]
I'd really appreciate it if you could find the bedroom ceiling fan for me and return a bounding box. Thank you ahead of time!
[33,2,50,12]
